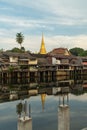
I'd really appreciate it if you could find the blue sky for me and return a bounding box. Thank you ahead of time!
[0,0,87,52]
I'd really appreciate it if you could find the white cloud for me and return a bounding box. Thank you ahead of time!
[0,0,87,51]
[30,0,87,26]
[0,7,13,10]
[45,35,87,51]
[1,0,87,26]
[0,15,55,32]
[1,34,87,52]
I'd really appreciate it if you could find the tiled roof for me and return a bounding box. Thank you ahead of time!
[31,53,47,58]
[1,52,34,59]
[48,48,71,55]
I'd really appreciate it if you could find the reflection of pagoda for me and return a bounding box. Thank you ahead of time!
[58,94,70,130]
[39,34,47,54]
[41,93,46,111]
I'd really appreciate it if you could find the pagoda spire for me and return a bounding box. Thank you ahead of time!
[39,33,47,54]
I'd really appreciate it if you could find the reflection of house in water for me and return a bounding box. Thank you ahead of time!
[53,87,70,95]
[70,79,83,95]
[0,85,9,102]
[0,78,87,103]
[56,79,74,88]
[10,90,18,100]
[28,89,38,96]
[82,80,87,93]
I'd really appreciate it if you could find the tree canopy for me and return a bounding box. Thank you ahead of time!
[6,47,25,53]
[69,47,87,56]
[16,32,24,49]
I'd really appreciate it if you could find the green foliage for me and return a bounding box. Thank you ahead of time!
[8,66,14,72]
[12,47,25,52]
[81,50,87,56]
[11,47,22,52]
[6,47,25,53]
[16,32,24,49]
[71,89,84,96]
[21,46,25,52]
[69,47,85,56]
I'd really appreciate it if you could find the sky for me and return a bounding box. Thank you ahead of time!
[0,0,87,53]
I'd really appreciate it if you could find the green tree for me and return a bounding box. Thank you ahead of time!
[6,47,25,53]
[8,66,14,72]
[11,47,21,52]
[81,50,87,56]
[16,32,24,49]
[69,47,84,56]
[21,46,25,52]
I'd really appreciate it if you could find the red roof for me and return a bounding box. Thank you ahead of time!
[83,84,87,88]
[82,62,87,65]
[48,48,71,55]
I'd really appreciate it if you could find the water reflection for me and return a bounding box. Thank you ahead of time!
[0,77,87,130]
[0,92,87,130]
[0,77,87,103]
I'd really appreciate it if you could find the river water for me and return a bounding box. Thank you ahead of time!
[0,92,87,130]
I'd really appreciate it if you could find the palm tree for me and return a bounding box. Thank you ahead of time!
[16,32,24,49]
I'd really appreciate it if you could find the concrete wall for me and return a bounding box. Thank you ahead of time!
[18,116,32,130]
[58,105,70,130]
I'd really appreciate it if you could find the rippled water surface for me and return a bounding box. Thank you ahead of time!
[0,93,87,130]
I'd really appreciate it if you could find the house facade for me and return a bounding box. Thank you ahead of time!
[0,47,86,84]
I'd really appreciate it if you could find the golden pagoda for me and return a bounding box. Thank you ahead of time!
[41,93,46,111]
[39,34,47,54]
